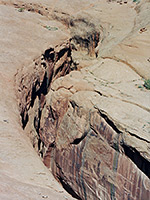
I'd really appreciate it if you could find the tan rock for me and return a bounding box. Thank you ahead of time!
[1,0,150,199]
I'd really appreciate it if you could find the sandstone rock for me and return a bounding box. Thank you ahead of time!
[1,0,150,200]
[41,68,150,199]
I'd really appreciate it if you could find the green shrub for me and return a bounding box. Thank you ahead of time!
[133,0,140,3]
[144,79,150,90]
[18,8,25,12]
[45,26,58,31]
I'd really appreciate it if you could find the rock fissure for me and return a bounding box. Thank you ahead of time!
[93,106,150,179]
[56,164,82,200]
[122,143,150,178]
[126,130,150,144]
[94,106,122,134]
[58,176,82,200]
[71,131,89,145]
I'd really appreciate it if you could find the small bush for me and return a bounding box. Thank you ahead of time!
[18,8,25,12]
[45,26,58,31]
[133,0,140,4]
[144,79,150,90]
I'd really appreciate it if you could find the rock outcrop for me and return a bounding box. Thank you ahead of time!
[41,68,150,200]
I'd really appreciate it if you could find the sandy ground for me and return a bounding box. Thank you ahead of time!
[0,2,74,199]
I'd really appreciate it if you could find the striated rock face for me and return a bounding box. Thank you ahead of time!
[16,58,150,199]
[12,0,150,200]
[40,69,150,200]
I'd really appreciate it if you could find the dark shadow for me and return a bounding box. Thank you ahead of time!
[21,112,29,129]
[122,144,150,178]
[58,176,82,200]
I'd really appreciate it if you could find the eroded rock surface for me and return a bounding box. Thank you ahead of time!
[41,68,150,200]
[0,1,74,199]
[1,0,150,200]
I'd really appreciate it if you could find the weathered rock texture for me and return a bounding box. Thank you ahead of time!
[42,70,150,200]
[0,1,75,199]
[16,40,73,128]
[1,0,150,199]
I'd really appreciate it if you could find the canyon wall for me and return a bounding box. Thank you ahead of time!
[1,0,150,199]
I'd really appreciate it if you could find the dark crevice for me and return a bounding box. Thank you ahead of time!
[122,143,150,178]
[37,73,48,96]
[30,80,39,107]
[49,106,57,121]
[41,62,47,68]
[96,109,121,134]
[71,131,88,145]
[43,48,54,61]
[94,90,103,96]
[70,100,79,109]
[21,111,29,129]
[23,72,48,129]
[127,131,150,144]
[37,109,42,134]
[55,63,65,76]
[71,137,84,145]
[38,139,45,158]
[67,48,72,57]
[95,108,150,178]
[57,176,82,199]
[49,141,56,148]
[55,162,82,199]
[90,126,98,136]
[57,48,68,61]
[38,138,41,152]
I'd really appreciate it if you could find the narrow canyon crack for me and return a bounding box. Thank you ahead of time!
[94,106,150,178]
